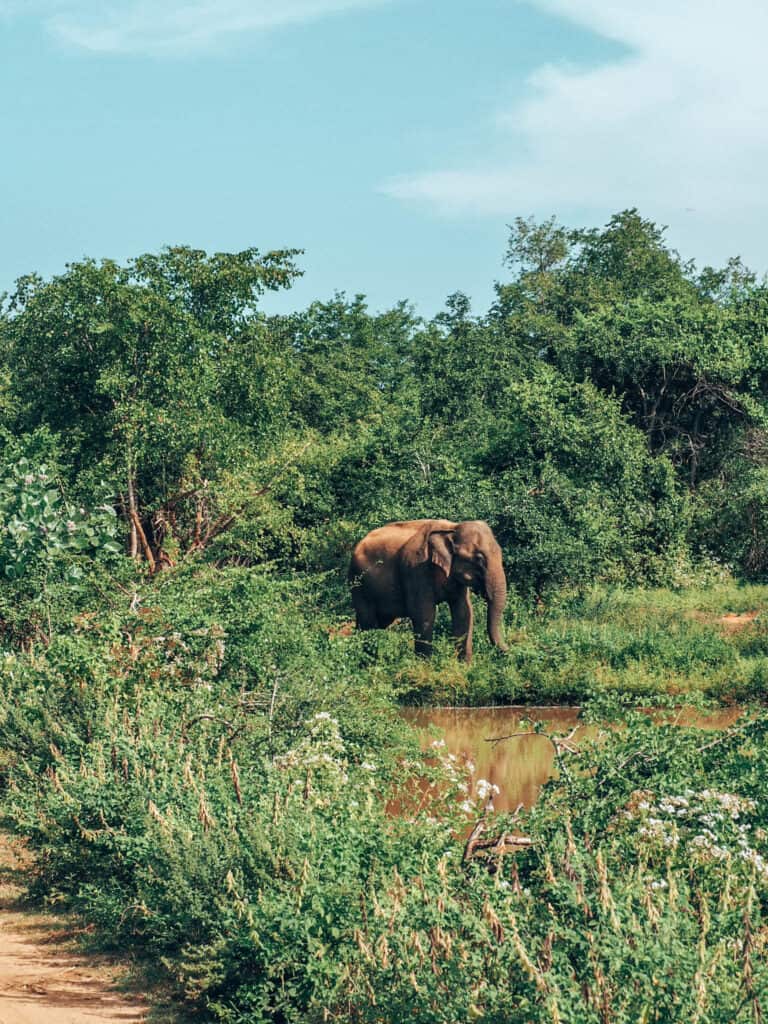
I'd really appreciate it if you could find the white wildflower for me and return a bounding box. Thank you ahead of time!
[475,779,500,801]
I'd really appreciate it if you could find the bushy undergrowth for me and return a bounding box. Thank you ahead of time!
[2,572,768,1021]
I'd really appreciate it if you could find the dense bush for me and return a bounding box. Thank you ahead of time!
[3,601,768,1022]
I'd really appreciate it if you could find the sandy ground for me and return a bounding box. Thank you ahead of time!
[717,610,761,631]
[0,835,149,1024]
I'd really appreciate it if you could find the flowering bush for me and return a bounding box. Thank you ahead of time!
[615,788,768,880]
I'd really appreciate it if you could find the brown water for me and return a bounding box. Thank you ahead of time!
[402,705,741,814]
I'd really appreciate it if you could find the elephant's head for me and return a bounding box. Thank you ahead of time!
[428,520,508,652]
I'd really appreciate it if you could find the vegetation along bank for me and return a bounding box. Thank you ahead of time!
[1,211,768,1019]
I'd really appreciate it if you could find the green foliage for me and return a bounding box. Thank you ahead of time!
[495,209,768,507]
[474,368,685,593]
[0,457,119,580]
[3,596,768,1022]
[691,462,768,577]
[1,246,303,566]
[3,213,768,586]
[0,435,121,644]
[2,216,768,1020]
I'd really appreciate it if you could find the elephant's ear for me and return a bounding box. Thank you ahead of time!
[428,531,454,578]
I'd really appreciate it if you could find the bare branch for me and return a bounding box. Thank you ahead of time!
[129,508,156,574]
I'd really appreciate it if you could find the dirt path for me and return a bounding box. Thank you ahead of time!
[687,609,761,633]
[717,610,761,631]
[0,835,149,1024]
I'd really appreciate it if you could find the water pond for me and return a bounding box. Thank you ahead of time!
[402,705,741,814]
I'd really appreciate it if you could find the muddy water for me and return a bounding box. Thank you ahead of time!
[402,706,741,814]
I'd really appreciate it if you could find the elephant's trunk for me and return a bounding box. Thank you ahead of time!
[485,554,508,652]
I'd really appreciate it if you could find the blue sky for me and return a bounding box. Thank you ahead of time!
[1,1,766,317]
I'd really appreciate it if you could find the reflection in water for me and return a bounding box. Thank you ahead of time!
[402,706,741,815]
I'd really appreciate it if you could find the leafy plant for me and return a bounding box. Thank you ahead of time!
[0,457,119,580]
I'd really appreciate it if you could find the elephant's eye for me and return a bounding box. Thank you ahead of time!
[474,552,487,567]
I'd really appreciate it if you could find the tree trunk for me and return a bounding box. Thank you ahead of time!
[126,474,139,559]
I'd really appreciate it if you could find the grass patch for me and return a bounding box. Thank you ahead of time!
[396,581,768,705]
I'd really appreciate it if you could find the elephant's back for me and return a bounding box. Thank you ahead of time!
[350,526,412,577]
[354,519,455,554]
[349,519,458,577]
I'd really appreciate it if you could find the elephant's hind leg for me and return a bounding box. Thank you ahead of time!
[353,604,395,631]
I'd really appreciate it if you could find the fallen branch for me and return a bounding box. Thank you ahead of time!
[697,714,757,754]
[463,802,533,869]
[486,725,579,755]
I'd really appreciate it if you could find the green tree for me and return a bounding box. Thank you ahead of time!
[494,211,768,493]
[474,367,684,594]
[2,246,302,569]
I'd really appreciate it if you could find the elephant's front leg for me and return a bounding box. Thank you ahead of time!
[410,603,436,657]
[449,589,474,663]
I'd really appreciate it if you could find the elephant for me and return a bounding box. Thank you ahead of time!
[348,519,508,663]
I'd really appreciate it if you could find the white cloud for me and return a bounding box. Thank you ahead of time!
[4,0,391,55]
[384,0,768,268]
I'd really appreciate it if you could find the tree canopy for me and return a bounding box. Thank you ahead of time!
[2,211,768,597]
